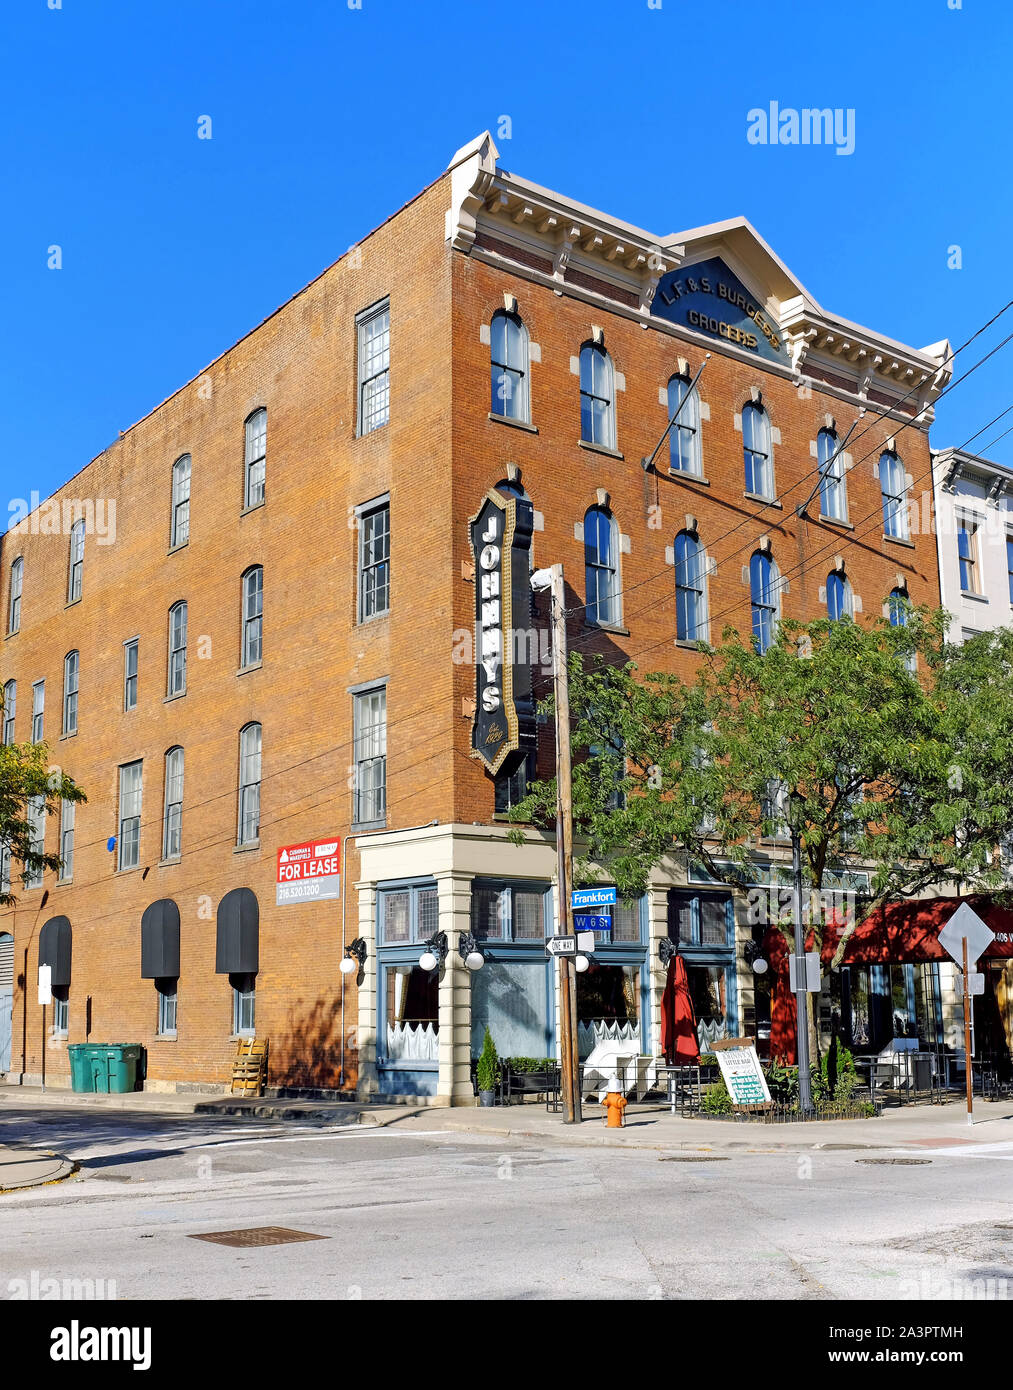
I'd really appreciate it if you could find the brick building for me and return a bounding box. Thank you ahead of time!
[0,132,956,1100]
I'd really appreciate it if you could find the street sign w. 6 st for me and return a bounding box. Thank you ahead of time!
[546,936,577,957]
[574,913,611,933]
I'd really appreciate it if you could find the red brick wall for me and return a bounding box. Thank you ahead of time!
[449,252,941,825]
[0,173,456,1089]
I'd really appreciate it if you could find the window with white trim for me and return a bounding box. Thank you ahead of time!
[58,798,75,881]
[667,374,701,475]
[674,531,707,642]
[25,795,45,889]
[827,570,854,621]
[238,723,261,845]
[957,516,980,594]
[879,452,909,540]
[163,746,184,860]
[241,566,263,667]
[2,680,15,746]
[167,601,187,696]
[68,519,85,602]
[353,686,386,827]
[750,551,779,654]
[584,506,621,626]
[124,638,138,711]
[118,761,142,871]
[742,402,774,498]
[357,500,390,622]
[579,343,616,449]
[244,410,266,509]
[490,310,530,422]
[357,301,390,436]
[171,454,191,546]
[31,680,44,742]
[8,556,22,634]
[818,428,847,521]
[63,651,78,734]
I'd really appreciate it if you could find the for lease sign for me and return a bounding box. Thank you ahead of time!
[276,838,341,906]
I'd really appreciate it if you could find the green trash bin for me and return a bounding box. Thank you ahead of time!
[86,1044,143,1093]
[68,1043,94,1093]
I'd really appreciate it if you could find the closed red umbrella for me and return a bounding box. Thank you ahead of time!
[661,954,699,1064]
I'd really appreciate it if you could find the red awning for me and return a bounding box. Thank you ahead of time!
[833,896,1013,965]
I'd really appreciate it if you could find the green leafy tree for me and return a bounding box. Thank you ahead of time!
[0,735,86,907]
[510,607,1013,1059]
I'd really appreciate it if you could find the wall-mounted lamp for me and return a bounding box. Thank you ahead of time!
[658,938,676,965]
[458,931,485,972]
[743,940,768,975]
[574,953,590,973]
[419,931,448,972]
[340,937,368,976]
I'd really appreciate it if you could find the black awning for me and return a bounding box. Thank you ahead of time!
[141,899,181,979]
[39,916,72,988]
[215,888,259,974]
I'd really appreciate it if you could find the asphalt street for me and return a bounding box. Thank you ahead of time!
[1,1105,1011,1301]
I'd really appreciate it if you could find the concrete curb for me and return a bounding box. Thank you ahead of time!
[0,1146,76,1193]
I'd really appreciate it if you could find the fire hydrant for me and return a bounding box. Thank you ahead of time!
[601,1076,627,1128]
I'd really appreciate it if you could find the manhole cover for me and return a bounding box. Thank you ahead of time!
[659,1154,729,1162]
[856,1158,931,1166]
[189,1227,328,1248]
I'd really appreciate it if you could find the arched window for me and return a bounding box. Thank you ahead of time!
[2,680,15,746]
[241,566,264,669]
[674,530,707,643]
[888,587,917,672]
[8,556,22,634]
[879,452,909,540]
[584,506,621,626]
[238,723,262,846]
[827,571,853,621]
[67,518,85,603]
[167,601,187,696]
[818,428,847,521]
[742,402,773,498]
[579,343,616,449]
[62,651,79,735]
[170,455,191,548]
[750,551,780,653]
[162,747,184,860]
[667,374,701,475]
[244,409,267,509]
[490,311,529,423]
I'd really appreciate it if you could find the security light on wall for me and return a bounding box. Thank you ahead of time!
[340,937,368,976]
[574,954,590,973]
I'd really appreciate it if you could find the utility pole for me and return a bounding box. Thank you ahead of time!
[536,562,581,1123]
[791,828,814,1114]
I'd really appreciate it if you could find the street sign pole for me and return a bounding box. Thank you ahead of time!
[963,935,974,1127]
[792,830,814,1115]
[547,562,581,1124]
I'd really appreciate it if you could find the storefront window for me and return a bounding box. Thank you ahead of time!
[384,964,438,1063]
[470,960,551,1059]
[686,963,730,1053]
[576,963,640,1058]
[668,888,737,1051]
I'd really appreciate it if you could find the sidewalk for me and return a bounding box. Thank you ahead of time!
[365,1096,1013,1152]
[3,1080,1013,1153]
[0,1145,75,1192]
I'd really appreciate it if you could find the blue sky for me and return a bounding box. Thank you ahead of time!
[4,0,1012,513]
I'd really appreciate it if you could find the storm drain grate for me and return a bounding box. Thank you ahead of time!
[189,1227,329,1248]
[856,1158,932,1166]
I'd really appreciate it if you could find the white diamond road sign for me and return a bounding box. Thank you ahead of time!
[938,903,995,969]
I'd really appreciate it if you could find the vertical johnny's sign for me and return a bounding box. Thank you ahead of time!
[469,489,535,775]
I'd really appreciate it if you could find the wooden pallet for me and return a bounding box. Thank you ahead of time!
[231,1038,269,1096]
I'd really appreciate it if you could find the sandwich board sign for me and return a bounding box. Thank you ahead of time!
[712,1037,772,1109]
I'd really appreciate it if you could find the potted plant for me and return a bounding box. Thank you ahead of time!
[476,1027,499,1106]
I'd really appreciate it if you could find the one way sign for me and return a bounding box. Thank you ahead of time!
[546,936,577,957]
